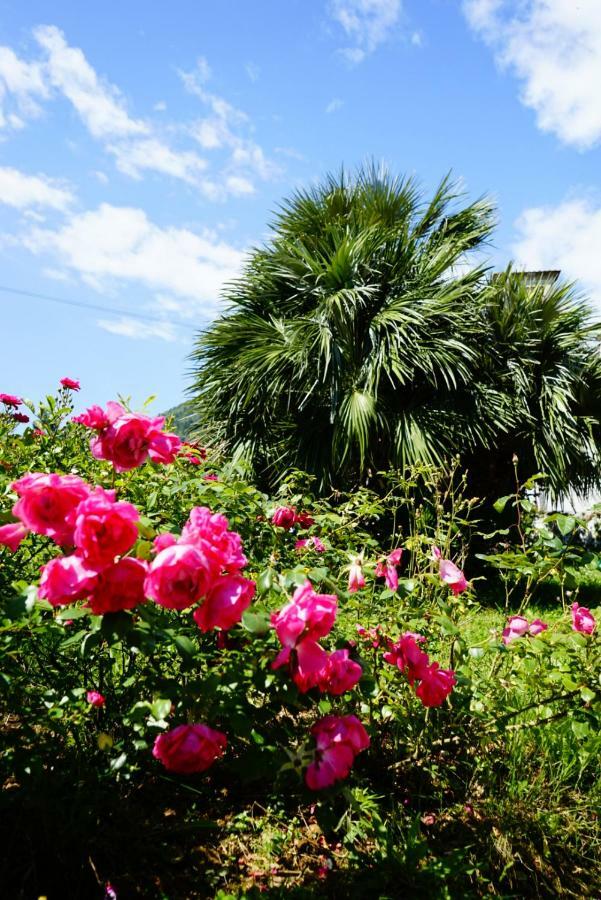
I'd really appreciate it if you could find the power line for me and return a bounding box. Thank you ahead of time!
[0,283,172,324]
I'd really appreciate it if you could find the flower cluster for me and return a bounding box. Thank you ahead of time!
[271,582,362,695]
[305,715,370,790]
[73,401,181,472]
[384,632,456,707]
[147,506,255,632]
[502,615,548,645]
[271,505,314,530]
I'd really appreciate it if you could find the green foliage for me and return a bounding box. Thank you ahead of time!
[190,166,601,501]
[0,388,600,897]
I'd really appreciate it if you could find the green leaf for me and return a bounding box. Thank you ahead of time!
[493,495,512,514]
[241,611,271,635]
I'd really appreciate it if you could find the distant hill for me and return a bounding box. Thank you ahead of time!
[162,400,199,440]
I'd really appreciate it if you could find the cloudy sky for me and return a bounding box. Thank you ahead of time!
[1,0,600,410]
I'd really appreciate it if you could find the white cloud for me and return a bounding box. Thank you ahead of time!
[23,202,246,315]
[325,97,344,114]
[329,0,402,62]
[107,137,207,183]
[153,100,167,112]
[33,24,147,139]
[97,315,178,342]
[0,166,73,210]
[512,196,601,307]
[0,46,48,127]
[463,0,601,149]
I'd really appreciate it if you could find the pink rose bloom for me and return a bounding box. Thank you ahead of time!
[289,639,330,693]
[148,430,182,465]
[152,723,227,774]
[12,412,29,423]
[271,581,337,648]
[193,574,255,632]
[348,560,366,593]
[528,618,548,636]
[271,506,297,529]
[180,507,247,574]
[73,488,139,569]
[295,536,326,553]
[73,405,110,430]
[38,555,98,607]
[415,663,456,707]
[375,548,403,590]
[318,649,362,695]
[383,633,430,684]
[502,615,530,646]
[572,602,596,635]
[145,543,216,610]
[0,393,22,406]
[0,521,29,551]
[305,715,369,790]
[153,532,178,553]
[12,472,91,546]
[296,511,315,528]
[91,413,161,471]
[433,547,468,595]
[204,473,218,481]
[86,690,105,707]
[87,557,148,615]
[60,377,80,391]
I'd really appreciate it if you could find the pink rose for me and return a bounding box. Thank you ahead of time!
[0,521,29,551]
[148,430,182,465]
[528,618,548,636]
[193,574,255,632]
[415,664,456,707]
[204,473,218,481]
[271,581,337,648]
[502,615,530,645]
[295,536,326,553]
[433,547,468,595]
[318,649,362,695]
[180,507,247,574]
[38,555,98,607]
[152,723,227,774]
[0,393,22,407]
[153,532,178,553]
[73,488,139,569]
[145,543,216,610]
[271,506,297,529]
[282,639,330,693]
[296,511,315,529]
[91,413,158,471]
[73,405,110,429]
[348,560,366,593]
[87,557,148,615]
[60,377,80,391]
[571,602,596,635]
[383,633,430,684]
[12,412,29,423]
[86,690,105,707]
[12,473,91,546]
[305,715,369,790]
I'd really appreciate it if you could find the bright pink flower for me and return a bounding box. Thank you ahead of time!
[375,548,403,590]
[502,615,530,646]
[33,429,45,437]
[528,618,548,636]
[289,639,330,693]
[145,543,216,610]
[318,649,362,695]
[204,473,218,481]
[193,574,255,632]
[388,548,403,566]
[152,723,227,774]
[87,557,148,615]
[38,555,98,607]
[86,690,105,707]
[73,488,139,569]
[60,377,80,391]
[0,393,22,406]
[271,581,337,648]
[91,413,160,471]
[0,521,29,551]
[153,532,178,553]
[180,506,247,574]
[148,430,182,465]
[295,536,326,553]
[571,602,596,635]
[433,547,468,595]
[12,412,29,423]
[383,633,430,684]
[12,472,91,546]
[305,715,370,790]
[348,560,366,593]
[73,405,110,430]
[415,663,456,707]
[271,506,297,529]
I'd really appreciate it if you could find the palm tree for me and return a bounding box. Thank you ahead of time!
[189,167,601,499]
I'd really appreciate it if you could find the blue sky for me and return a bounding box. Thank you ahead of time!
[0,0,600,412]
